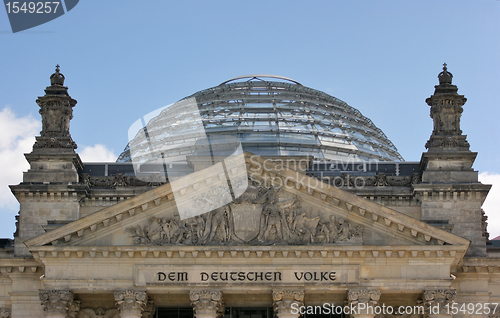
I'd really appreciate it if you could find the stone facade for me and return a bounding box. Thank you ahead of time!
[0,65,499,318]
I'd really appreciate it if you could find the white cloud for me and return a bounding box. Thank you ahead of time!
[479,172,500,239]
[79,144,117,162]
[0,107,40,211]
[0,107,117,238]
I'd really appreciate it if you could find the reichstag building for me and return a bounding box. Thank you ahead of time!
[0,65,498,318]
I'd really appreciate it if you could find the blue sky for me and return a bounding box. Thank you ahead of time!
[1,1,499,238]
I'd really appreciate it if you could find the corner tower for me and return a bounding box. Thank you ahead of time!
[10,66,88,256]
[414,64,491,256]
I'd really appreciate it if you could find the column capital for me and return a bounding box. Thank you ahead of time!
[0,308,11,318]
[114,290,148,317]
[347,289,381,306]
[272,289,304,318]
[347,289,381,318]
[422,289,456,317]
[189,290,224,318]
[39,289,75,317]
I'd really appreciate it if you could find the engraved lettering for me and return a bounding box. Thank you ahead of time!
[157,272,166,281]
[200,272,209,281]
[329,272,336,281]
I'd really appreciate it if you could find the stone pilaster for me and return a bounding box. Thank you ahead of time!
[0,308,11,318]
[347,289,381,318]
[422,289,456,318]
[39,289,75,318]
[272,289,304,318]
[114,290,148,318]
[189,290,224,318]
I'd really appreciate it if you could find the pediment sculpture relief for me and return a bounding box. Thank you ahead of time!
[126,180,363,246]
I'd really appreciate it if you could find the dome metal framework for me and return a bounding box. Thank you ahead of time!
[118,75,403,163]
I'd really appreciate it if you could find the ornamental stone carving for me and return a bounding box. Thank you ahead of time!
[37,65,76,138]
[322,172,421,188]
[39,289,75,318]
[142,301,155,318]
[114,290,148,318]
[424,64,470,151]
[80,173,165,188]
[33,65,79,152]
[0,308,10,318]
[273,289,304,318]
[68,300,81,318]
[347,289,381,318]
[189,290,224,318]
[347,289,381,306]
[33,136,78,149]
[126,180,363,246]
[422,289,456,316]
[78,308,119,318]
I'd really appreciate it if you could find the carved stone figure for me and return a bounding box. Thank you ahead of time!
[206,205,231,243]
[292,213,320,243]
[316,215,338,243]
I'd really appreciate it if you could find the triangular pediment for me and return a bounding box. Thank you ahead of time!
[25,153,470,254]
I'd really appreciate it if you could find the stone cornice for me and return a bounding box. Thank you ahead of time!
[453,257,500,274]
[27,244,467,265]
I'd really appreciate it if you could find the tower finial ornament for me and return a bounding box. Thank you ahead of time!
[438,62,453,85]
[50,64,65,86]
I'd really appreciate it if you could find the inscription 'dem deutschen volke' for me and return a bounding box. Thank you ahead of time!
[157,271,337,283]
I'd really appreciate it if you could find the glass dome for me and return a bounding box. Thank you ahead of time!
[117,75,403,163]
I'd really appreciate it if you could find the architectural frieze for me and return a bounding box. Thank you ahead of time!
[28,245,465,261]
[80,173,166,188]
[316,172,422,188]
[126,187,363,246]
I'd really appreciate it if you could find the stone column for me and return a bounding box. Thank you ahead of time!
[189,290,224,318]
[272,289,305,318]
[39,289,76,318]
[346,289,381,318]
[114,290,148,318]
[0,308,11,318]
[422,289,456,318]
